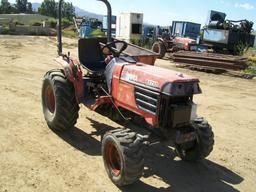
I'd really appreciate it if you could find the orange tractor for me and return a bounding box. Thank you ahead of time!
[42,0,214,186]
[152,34,196,59]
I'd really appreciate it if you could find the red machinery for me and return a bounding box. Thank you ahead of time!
[152,35,196,58]
[42,0,214,186]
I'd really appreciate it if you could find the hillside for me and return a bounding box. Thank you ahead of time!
[74,6,103,20]
[31,3,103,21]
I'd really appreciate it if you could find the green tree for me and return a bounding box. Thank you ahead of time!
[38,0,57,18]
[27,2,32,13]
[15,0,27,13]
[62,2,75,20]
[91,29,105,37]
[0,0,11,14]
[38,0,75,20]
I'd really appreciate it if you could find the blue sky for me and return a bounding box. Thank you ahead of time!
[10,0,256,26]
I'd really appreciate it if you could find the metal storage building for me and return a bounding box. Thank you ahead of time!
[116,12,143,42]
[171,21,201,40]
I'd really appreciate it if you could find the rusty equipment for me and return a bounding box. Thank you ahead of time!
[173,51,248,71]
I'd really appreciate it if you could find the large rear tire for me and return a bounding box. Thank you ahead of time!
[152,41,166,59]
[102,129,144,186]
[175,117,214,161]
[42,69,79,131]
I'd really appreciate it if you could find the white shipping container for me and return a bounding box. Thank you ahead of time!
[116,12,143,42]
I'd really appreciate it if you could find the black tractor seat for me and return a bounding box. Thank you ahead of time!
[78,38,107,76]
[80,64,105,77]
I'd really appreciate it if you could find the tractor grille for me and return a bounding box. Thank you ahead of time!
[159,95,192,129]
[134,86,159,115]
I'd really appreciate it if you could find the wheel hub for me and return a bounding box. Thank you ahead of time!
[106,142,121,177]
[45,85,55,114]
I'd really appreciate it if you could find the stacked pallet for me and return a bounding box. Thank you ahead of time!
[173,51,248,71]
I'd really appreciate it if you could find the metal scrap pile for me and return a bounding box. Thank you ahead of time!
[173,51,248,71]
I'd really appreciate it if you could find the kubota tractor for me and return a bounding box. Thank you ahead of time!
[152,35,196,59]
[41,0,214,186]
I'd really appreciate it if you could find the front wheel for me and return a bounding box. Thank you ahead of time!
[102,129,144,186]
[175,117,214,161]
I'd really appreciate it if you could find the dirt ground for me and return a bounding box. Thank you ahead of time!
[0,35,256,192]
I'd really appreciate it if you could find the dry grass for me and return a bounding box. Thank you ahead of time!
[244,47,256,74]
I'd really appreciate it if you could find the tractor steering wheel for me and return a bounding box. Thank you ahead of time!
[102,40,128,57]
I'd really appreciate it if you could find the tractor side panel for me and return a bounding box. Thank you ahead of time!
[112,64,137,111]
[111,64,158,126]
[116,82,136,107]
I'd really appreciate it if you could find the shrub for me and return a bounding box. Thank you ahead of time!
[243,48,256,74]
[90,29,105,37]
[141,37,155,49]
[244,61,256,74]
[130,37,154,49]
[233,41,248,56]
[1,27,10,34]
[130,37,142,46]
[49,20,57,28]
[14,21,25,26]
[62,18,73,28]
[31,22,42,26]
[63,29,78,38]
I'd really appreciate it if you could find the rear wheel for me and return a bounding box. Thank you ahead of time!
[152,41,166,59]
[175,117,214,161]
[102,129,144,186]
[42,69,79,131]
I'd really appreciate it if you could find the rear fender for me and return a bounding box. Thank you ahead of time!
[54,56,84,103]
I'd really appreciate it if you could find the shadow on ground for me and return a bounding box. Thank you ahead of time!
[52,117,115,156]
[53,118,243,192]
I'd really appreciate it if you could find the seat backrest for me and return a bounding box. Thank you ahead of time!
[78,38,105,71]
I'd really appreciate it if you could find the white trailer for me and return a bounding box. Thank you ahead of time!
[116,12,143,42]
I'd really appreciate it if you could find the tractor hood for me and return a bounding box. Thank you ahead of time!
[120,63,201,96]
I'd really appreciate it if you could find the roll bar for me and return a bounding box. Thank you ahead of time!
[57,0,112,56]
[97,0,112,43]
[57,0,63,55]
